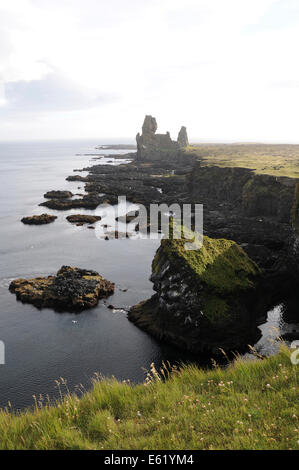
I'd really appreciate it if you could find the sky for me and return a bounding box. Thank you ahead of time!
[1,0,299,142]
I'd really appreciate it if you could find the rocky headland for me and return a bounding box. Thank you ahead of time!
[18,116,299,351]
[9,266,115,312]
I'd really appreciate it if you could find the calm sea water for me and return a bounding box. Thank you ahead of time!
[0,140,297,410]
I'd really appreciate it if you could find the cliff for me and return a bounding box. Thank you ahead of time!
[129,227,264,354]
[187,162,298,274]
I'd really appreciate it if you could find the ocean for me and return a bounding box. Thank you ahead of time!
[0,139,297,410]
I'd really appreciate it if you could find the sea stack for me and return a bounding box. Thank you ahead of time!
[177,126,189,148]
[136,115,188,161]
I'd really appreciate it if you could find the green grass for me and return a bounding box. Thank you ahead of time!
[0,346,297,450]
[185,143,299,178]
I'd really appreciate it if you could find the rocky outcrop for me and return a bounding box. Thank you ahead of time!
[9,266,114,312]
[129,228,265,354]
[66,214,101,224]
[187,163,298,271]
[21,214,57,225]
[177,126,189,148]
[39,194,118,210]
[136,115,188,161]
[44,190,73,199]
[188,163,296,222]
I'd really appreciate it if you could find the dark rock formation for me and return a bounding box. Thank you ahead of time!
[129,228,264,354]
[39,194,118,210]
[21,214,57,225]
[177,126,189,148]
[66,214,101,224]
[136,115,188,161]
[44,190,73,199]
[187,163,298,271]
[9,266,114,312]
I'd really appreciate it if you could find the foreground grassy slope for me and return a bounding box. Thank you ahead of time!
[0,347,297,450]
[186,143,299,178]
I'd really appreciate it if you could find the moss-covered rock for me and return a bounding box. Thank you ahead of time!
[9,266,114,312]
[129,228,264,354]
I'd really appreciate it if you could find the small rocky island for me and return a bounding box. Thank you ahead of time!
[129,225,264,354]
[44,190,73,199]
[66,214,101,225]
[9,266,115,312]
[21,214,57,225]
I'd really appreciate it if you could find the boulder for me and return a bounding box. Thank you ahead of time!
[9,266,114,312]
[44,190,73,199]
[66,214,101,224]
[21,214,57,225]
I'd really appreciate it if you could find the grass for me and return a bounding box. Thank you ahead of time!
[185,143,299,178]
[0,346,297,450]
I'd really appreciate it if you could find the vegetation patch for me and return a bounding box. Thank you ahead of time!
[185,143,299,178]
[0,347,297,450]
[153,226,260,295]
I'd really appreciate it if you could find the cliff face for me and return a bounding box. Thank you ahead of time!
[187,162,298,272]
[136,115,189,161]
[129,230,265,354]
[189,162,296,222]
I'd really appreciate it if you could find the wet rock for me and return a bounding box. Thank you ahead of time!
[21,214,57,225]
[9,266,114,312]
[66,214,101,224]
[44,190,73,199]
[116,211,139,223]
[39,194,116,210]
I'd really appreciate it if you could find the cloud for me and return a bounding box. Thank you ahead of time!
[2,72,120,113]
[0,0,299,141]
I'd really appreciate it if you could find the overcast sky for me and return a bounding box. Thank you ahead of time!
[1,0,299,142]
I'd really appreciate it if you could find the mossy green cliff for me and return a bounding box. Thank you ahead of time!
[129,229,264,354]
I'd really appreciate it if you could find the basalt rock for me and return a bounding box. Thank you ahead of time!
[66,214,101,224]
[187,163,298,271]
[136,115,188,162]
[177,126,189,148]
[9,266,115,312]
[21,214,57,225]
[44,190,73,199]
[129,227,264,354]
[39,194,118,210]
